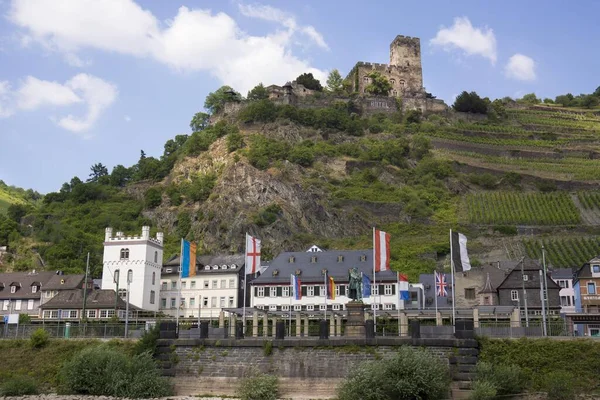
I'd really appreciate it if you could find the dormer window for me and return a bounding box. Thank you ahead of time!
[289,256,295,263]
[311,256,317,263]
[337,255,344,263]
[11,285,17,294]
[360,255,367,262]
[120,248,130,260]
[32,285,38,294]
[204,266,210,270]
[593,265,600,273]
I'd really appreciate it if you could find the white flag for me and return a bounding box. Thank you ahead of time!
[245,234,261,275]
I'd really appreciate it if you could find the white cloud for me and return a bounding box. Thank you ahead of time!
[124,115,131,122]
[430,17,497,64]
[505,53,536,81]
[0,73,117,134]
[8,0,328,93]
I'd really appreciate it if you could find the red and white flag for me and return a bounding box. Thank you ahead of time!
[245,234,261,275]
[374,228,390,272]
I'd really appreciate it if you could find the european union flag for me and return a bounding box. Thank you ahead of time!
[362,273,371,298]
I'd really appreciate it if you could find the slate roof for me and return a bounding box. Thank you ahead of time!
[252,250,398,285]
[40,289,136,310]
[496,259,561,290]
[162,254,245,277]
[43,274,85,290]
[550,268,576,280]
[574,257,600,282]
[419,273,452,308]
[0,271,55,300]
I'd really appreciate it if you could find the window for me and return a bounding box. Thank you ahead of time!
[257,287,265,297]
[154,251,158,264]
[289,256,295,263]
[171,281,177,289]
[161,298,167,309]
[211,297,217,307]
[399,80,406,88]
[320,285,326,296]
[120,248,129,259]
[229,296,234,307]
[306,305,314,311]
[87,310,96,318]
[384,304,393,310]
[269,305,277,311]
[558,280,566,288]
[3,300,9,310]
[307,286,314,297]
[62,310,76,319]
[191,280,196,289]
[511,290,519,301]
[335,286,340,297]
[43,310,58,319]
[465,288,476,300]
[152,272,155,285]
[180,298,186,308]
[360,255,367,262]
[190,297,195,307]
[204,266,210,270]
[384,285,392,296]
[332,304,340,310]
[221,279,226,289]
[118,288,127,298]
[523,274,529,281]
[161,282,167,291]
[270,287,277,297]
[311,256,317,263]
[390,78,396,85]
[220,297,225,307]
[282,305,290,311]
[15,300,21,310]
[337,255,344,262]
[170,298,176,308]
[212,280,218,289]
[32,285,37,293]
[483,296,491,305]
[106,310,115,318]
[593,265,600,273]
[282,287,290,297]
[319,304,327,311]
[10,285,16,294]
[294,305,302,311]
[150,290,156,304]
[373,285,379,296]
[363,76,369,82]
[229,279,235,289]
[100,310,108,318]
[27,299,34,310]
[203,297,208,307]
[204,280,209,289]
[588,282,596,295]
[182,281,187,289]
[371,303,380,310]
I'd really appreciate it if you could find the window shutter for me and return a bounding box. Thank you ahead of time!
[315,286,320,296]
[301,286,307,296]
[392,285,396,295]
[340,285,345,296]
[254,287,258,296]
[379,285,384,294]
[276,287,282,297]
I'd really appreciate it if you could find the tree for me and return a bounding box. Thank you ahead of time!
[247,83,269,101]
[204,86,241,114]
[452,91,488,114]
[594,86,600,97]
[7,204,28,223]
[190,112,210,132]
[365,72,392,96]
[326,69,343,93]
[295,73,323,91]
[518,93,540,104]
[87,163,108,183]
[163,134,188,157]
[555,93,574,107]
[580,95,599,109]
[109,165,132,187]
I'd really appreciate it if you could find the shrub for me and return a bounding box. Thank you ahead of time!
[474,361,526,396]
[404,109,422,124]
[0,375,39,396]
[263,340,273,356]
[468,173,497,189]
[453,91,488,114]
[543,371,576,400]
[227,131,245,152]
[61,345,173,398]
[30,328,50,349]
[144,187,162,208]
[493,225,518,235]
[337,347,450,400]
[133,323,160,357]
[536,180,557,193]
[236,369,279,400]
[289,146,315,167]
[469,380,496,400]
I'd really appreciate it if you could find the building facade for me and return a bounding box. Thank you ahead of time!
[0,271,55,317]
[39,289,135,320]
[551,268,576,314]
[251,249,402,313]
[160,254,246,319]
[101,226,163,312]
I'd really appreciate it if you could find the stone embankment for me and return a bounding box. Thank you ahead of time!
[0,397,235,400]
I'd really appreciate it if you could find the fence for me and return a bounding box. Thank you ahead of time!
[0,322,148,339]
[475,319,570,338]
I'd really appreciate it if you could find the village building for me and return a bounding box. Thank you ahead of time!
[101,226,163,312]
[39,289,136,320]
[572,257,600,336]
[551,268,576,314]
[0,270,55,317]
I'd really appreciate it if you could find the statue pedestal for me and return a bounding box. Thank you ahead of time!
[345,301,366,337]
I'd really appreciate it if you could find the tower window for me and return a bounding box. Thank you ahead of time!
[152,272,156,285]
[390,79,396,85]
[399,80,406,89]
[154,251,158,264]
[120,248,129,260]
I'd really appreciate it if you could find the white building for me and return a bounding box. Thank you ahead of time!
[101,226,163,312]
[159,254,246,319]
[251,248,403,314]
[551,268,576,314]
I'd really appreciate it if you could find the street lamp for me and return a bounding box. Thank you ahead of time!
[125,270,132,338]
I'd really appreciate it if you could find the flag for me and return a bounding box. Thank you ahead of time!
[245,234,261,275]
[291,274,302,300]
[362,273,372,298]
[435,271,448,297]
[374,228,391,272]
[180,240,197,278]
[327,274,336,300]
[451,231,471,272]
[398,273,410,301]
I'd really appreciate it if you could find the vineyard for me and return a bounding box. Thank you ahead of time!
[577,192,600,209]
[465,192,581,225]
[523,237,600,268]
[508,110,600,132]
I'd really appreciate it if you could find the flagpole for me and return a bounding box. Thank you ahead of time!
[324,272,327,321]
[397,272,400,336]
[243,233,248,334]
[450,230,456,333]
[289,277,293,337]
[434,272,439,326]
[176,238,183,332]
[373,227,377,333]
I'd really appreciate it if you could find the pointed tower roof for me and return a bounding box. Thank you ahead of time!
[479,273,496,294]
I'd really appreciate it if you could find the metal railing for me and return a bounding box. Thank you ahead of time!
[1,323,148,339]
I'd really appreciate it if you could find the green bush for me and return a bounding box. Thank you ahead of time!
[469,380,496,400]
[337,347,450,400]
[474,361,527,396]
[30,328,50,349]
[0,375,39,396]
[236,369,279,400]
[543,371,577,400]
[144,187,162,208]
[493,225,518,235]
[133,324,160,357]
[61,345,172,398]
[468,172,497,189]
[227,131,245,152]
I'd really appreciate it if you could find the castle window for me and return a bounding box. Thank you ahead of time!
[399,80,406,90]
[154,251,158,264]
[152,272,155,285]
[120,248,129,260]
[363,76,369,82]
[390,79,396,85]
[392,90,397,96]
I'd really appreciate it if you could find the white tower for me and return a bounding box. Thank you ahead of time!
[101,226,164,312]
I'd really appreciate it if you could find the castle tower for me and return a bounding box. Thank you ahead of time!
[101,226,164,312]
[389,35,423,92]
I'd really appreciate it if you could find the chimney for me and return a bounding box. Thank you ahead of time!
[105,227,113,241]
[142,225,150,239]
[156,232,164,245]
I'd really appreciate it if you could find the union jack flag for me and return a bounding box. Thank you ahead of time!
[435,271,448,297]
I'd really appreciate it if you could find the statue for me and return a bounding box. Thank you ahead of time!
[348,267,362,301]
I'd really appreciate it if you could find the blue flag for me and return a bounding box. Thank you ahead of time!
[362,273,371,298]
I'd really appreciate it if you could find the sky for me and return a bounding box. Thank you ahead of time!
[0,0,598,193]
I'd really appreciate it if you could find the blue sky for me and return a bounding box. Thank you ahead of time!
[0,0,598,193]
